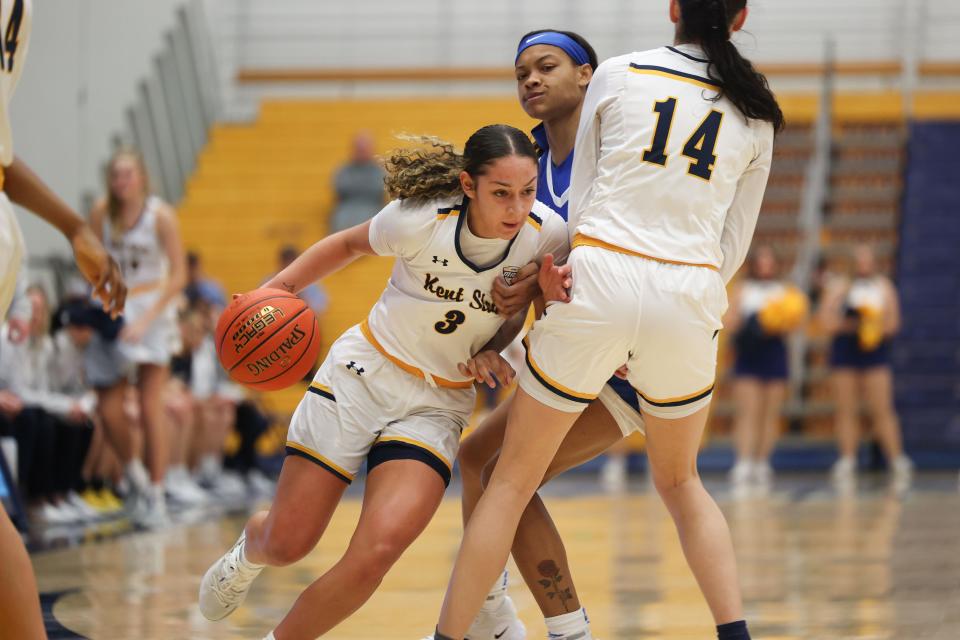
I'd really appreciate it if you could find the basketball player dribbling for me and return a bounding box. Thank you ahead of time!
[199,125,569,640]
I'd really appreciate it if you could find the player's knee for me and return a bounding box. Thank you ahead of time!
[458,435,490,480]
[353,534,409,584]
[651,467,700,502]
[479,457,498,489]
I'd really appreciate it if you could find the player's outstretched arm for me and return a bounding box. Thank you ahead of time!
[264,220,376,295]
[4,156,126,317]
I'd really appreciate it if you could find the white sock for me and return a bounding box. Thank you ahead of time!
[263,632,275,640]
[480,569,509,612]
[238,535,265,570]
[545,607,591,639]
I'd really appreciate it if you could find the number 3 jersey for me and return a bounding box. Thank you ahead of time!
[569,44,774,284]
[365,195,568,386]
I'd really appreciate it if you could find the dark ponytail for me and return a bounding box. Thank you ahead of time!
[678,0,784,132]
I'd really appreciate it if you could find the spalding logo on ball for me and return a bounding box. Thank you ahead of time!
[215,288,322,391]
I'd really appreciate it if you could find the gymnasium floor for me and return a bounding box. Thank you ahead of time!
[31,473,960,640]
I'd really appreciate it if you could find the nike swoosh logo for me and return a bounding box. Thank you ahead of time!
[494,629,509,639]
[524,34,549,45]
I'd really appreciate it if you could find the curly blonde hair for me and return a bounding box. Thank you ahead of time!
[383,125,538,203]
[383,135,464,202]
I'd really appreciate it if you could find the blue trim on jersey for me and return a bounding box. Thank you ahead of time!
[531,124,572,221]
[666,45,709,63]
[628,63,720,88]
[452,196,521,273]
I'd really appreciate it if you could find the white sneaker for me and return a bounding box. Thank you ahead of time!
[203,470,248,501]
[891,455,913,491]
[600,455,627,493]
[729,459,753,497]
[199,532,264,621]
[831,456,856,487]
[166,470,210,507]
[246,469,276,498]
[65,491,101,521]
[31,502,75,526]
[466,595,526,640]
[753,461,773,489]
[133,489,170,530]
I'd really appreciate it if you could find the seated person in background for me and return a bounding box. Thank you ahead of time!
[184,251,226,309]
[0,286,98,525]
[329,131,386,232]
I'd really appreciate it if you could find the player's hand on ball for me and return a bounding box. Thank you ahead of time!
[538,254,572,303]
[492,261,540,317]
[458,350,515,389]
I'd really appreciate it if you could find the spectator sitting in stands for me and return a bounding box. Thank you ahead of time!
[0,286,99,525]
[329,131,386,232]
[184,250,226,309]
[56,300,124,516]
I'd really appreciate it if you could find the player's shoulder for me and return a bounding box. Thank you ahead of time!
[389,195,463,221]
[527,200,564,232]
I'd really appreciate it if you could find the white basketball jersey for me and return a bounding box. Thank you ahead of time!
[102,195,168,290]
[569,44,774,283]
[740,279,786,316]
[367,196,568,385]
[0,0,29,167]
[847,276,886,313]
[0,0,31,318]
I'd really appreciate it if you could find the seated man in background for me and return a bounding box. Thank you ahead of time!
[329,130,386,232]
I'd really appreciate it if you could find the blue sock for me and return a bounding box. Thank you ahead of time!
[717,620,751,640]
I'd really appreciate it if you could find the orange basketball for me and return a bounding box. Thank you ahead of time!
[215,288,322,391]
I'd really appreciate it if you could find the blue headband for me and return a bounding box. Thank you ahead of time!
[515,32,590,67]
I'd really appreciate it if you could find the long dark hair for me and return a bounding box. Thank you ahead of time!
[517,29,599,71]
[384,124,537,201]
[678,0,784,132]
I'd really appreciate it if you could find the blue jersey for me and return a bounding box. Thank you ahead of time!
[532,124,573,222]
[531,124,641,416]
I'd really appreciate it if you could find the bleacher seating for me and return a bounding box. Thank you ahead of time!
[894,122,960,457]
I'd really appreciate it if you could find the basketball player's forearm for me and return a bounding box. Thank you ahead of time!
[266,226,373,294]
[3,156,85,239]
[481,308,527,353]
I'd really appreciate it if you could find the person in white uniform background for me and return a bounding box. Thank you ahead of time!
[0,1,126,637]
[819,243,911,489]
[725,245,808,494]
[88,148,186,528]
[429,2,783,640]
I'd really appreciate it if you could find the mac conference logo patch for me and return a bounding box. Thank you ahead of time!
[502,266,521,286]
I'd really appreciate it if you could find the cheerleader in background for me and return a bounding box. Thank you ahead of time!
[725,246,807,494]
[819,244,912,489]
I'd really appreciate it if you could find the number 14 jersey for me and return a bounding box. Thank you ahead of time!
[366,195,567,386]
[569,44,774,284]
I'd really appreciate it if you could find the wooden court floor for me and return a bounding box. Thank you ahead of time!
[30,473,960,640]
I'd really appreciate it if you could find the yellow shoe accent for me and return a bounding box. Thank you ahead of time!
[82,488,108,511]
[99,488,124,512]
